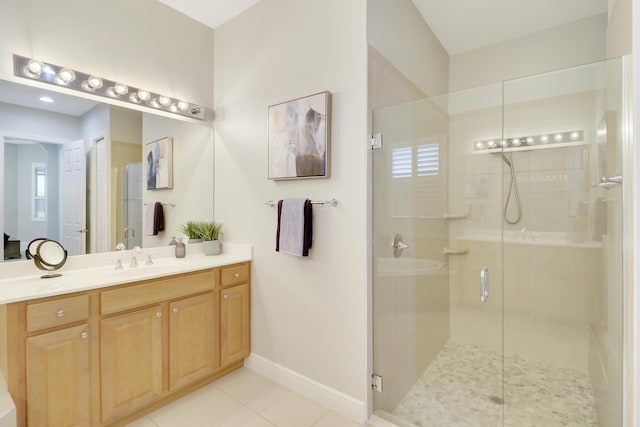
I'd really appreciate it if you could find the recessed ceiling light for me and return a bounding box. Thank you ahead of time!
[39,96,54,103]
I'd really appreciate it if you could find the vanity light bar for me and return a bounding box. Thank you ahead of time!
[13,54,205,120]
[473,130,584,152]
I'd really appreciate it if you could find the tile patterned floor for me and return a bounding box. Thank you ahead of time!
[125,367,366,427]
[392,342,599,427]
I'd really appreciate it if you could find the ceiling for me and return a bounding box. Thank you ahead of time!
[0,80,98,116]
[157,0,261,29]
[412,0,608,54]
[156,0,608,55]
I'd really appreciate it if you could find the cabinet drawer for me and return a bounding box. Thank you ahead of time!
[101,270,216,315]
[221,263,250,288]
[26,295,90,333]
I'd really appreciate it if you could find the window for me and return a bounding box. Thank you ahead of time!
[392,147,413,178]
[391,143,439,178]
[417,143,439,176]
[32,163,46,221]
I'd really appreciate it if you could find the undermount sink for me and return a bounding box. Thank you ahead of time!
[377,257,447,277]
[109,260,188,276]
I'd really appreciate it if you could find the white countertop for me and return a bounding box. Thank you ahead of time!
[0,242,252,304]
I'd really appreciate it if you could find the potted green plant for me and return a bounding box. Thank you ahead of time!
[179,220,202,243]
[197,220,223,255]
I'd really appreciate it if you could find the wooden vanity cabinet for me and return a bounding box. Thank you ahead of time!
[100,305,164,424]
[2,261,251,427]
[220,264,251,366]
[25,295,91,427]
[169,292,218,391]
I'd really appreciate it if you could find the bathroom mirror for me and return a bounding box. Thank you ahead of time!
[1,79,214,260]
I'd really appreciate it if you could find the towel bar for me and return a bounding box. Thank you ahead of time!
[143,202,176,207]
[265,198,338,207]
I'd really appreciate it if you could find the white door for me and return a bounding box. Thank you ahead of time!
[62,139,86,255]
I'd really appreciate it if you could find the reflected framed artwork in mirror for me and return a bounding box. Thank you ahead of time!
[146,137,173,190]
[268,91,331,180]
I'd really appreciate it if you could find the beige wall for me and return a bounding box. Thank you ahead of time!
[0,0,214,109]
[449,14,608,92]
[213,0,368,413]
[606,0,632,58]
[368,0,449,97]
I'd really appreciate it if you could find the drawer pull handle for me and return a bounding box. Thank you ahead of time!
[172,307,179,314]
[57,310,65,318]
[223,294,229,300]
[156,312,162,318]
[234,273,240,278]
[81,332,89,339]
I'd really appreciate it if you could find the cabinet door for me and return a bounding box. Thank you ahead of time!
[220,283,250,366]
[169,292,217,390]
[26,324,90,427]
[100,306,163,424]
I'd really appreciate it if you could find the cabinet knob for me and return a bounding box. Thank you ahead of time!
[81,332,89,339]
[234,273,240,278]
[57,310,65,318]
[156,312,162,318]
[223,294,229,300]
[172,307,179,314]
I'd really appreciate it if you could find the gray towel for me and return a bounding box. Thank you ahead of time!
[276,198,312,256]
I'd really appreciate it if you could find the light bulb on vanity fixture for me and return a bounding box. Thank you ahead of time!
[107,82,129,97]
[472,130,584,152]
[55,68,76,84]
[82,75,103,91]
[24,59,44,76]
[12,54,207,120]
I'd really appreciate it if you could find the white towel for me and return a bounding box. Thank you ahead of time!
[145,203,155,236]
[278,198,307,256]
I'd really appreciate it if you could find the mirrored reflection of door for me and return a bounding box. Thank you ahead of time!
[371,82,505,426]
[371,58,624,427]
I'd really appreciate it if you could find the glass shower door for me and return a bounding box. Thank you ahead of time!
[372,83,506,426]
[371,58,624,427]
[500,58,624,427]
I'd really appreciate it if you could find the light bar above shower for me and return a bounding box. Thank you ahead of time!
[473,130,584,153]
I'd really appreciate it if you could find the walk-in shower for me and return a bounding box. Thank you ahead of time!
[372,58,625,426]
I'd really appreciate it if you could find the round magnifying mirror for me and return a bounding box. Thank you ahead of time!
[26,237,48,260]
[32,239,67,279]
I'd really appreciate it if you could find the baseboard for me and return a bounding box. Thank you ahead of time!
[244,353,367,423]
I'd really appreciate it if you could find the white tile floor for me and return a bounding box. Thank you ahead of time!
[125,367,367,427]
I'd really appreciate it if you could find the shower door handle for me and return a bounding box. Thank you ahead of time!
[480,267,489,303]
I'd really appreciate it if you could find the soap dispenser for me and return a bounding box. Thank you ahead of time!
[175,237,186,258]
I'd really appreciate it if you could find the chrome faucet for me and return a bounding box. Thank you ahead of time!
[130,246,142,267]
[392,234,410,258]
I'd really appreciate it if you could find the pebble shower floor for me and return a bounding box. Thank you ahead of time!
[392,342,599,426]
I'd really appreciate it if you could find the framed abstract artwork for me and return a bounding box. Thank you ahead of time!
[268,91,331,180]
[145,137,173,190]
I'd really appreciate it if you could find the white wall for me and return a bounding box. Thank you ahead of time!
[213,0,369,415]
[449,14,608,92]
[0,0,214,109]
[142,114,214,248]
